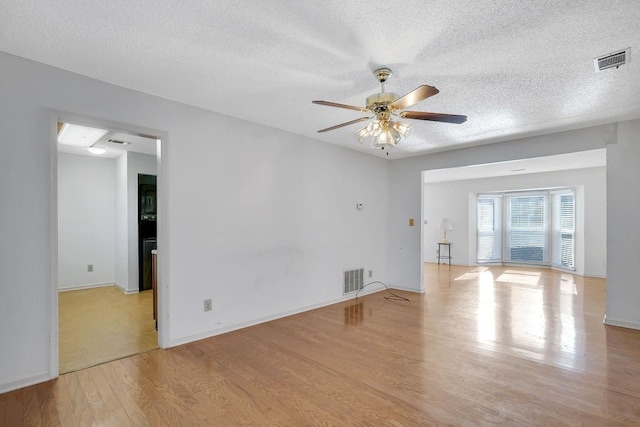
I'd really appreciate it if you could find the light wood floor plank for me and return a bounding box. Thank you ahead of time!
[58,286,157,374]
[3,264,640,425]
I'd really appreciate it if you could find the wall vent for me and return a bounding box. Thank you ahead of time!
[594,48,629,72]
[343,268,364,295]
[107,139,130,145]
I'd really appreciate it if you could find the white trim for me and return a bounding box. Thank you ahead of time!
[165,288,386,348]
[50,111,168,386]
[390,285,426,294]
[49,113,59,383]
[420,172,425,296]
[0,371,50,394]
[114,282,139,295]
[156,136,168,349]
[603,315,640,331]
[58,282,114,292]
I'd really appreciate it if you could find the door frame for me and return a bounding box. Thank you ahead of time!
[49,111,169,379]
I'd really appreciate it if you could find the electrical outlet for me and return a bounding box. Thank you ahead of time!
[87,264,93,272]
[368,269,373,278]
[204,299,212,312]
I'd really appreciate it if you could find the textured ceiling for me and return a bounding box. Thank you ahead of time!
[1,1,639,159]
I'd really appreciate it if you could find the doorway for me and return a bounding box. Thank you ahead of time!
[54,116,164,374]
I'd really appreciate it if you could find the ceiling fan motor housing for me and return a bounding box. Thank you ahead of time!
[366,92,397,121]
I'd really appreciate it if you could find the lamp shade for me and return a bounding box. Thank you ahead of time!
[438,218,454,230]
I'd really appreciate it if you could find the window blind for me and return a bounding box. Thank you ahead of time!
[506,195,548,263]
[477,195,502,262]
[554,192,575,269]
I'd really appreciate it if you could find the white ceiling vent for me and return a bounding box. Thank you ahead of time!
[594,48,630,72]
[107,138,131,145]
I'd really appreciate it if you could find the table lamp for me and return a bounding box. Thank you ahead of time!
[438,218,453,243]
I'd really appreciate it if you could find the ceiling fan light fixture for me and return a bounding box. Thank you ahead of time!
[388,127,402,145]
[392,120,413,138]
[355,118,411,148]
[355,127,369,144]
[313,66,465,154]
[371,131,389,148]
[366,121,382,136]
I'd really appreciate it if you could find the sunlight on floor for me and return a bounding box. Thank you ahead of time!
[454,266,492,281]
[496,269,542,286]
[453,266,581,369]
[561,273,578,295]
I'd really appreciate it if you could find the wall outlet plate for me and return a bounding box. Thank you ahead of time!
[204,299,212,312]
[87,264,93,272]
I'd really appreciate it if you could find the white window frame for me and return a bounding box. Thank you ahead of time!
[551,189,576,270]
[476,188,575,270]
[476,194,502,263]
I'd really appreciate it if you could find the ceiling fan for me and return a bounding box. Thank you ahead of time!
[312,68,466,151]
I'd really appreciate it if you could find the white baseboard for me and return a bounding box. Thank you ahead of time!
[603,316,640,331]
[58,282,113,292]
[114,282,139,295]
[163,288,386,349]
[389,284,425,294]
[0,371,51,394]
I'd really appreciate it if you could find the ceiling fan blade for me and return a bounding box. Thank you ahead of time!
[389,85,439,110]
[312,100,370,113]
[400,111,467,124]
[317,116,372,133]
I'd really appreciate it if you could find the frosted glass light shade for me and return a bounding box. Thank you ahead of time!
[87,146,107,155]
[354,118,412,150]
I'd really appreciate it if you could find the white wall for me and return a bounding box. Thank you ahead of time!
[606,119,640,329]
[388,125,615,291]
[166,121,390,342]
[114,153,128,290]
[0,51,390,392]
[422,167,607,277]
[57,153,115,289]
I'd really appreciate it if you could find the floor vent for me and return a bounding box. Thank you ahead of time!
[594,48,629,72]
[344,268,364,295]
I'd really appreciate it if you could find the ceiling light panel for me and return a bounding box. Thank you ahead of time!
[57,123,109,147]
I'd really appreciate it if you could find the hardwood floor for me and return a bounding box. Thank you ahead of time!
[58,286,158,374]
[3,265,640,425]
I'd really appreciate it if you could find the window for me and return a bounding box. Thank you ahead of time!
[552,191,575,269]
[477,188,575,270]
[477,195,502,262]
[505,194,548,264]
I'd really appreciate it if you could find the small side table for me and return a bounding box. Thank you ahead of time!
[437,242,452,266]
